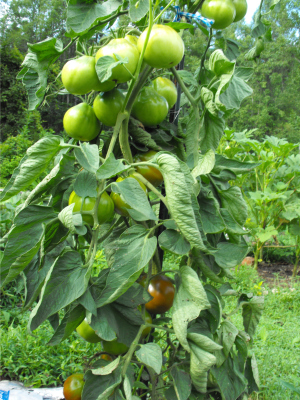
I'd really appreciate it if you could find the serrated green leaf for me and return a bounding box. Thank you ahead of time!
[74,143,100,173]
[97,153,130,180]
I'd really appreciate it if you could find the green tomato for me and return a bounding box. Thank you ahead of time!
[125,35,138,48]
[132,87,169,127]
[76,319,101,343]
[137,25,184,69]
[201,0,236,30]
[102,339,129,355]
[68,190,114,226]
[232,0,248,22]
[93,88,125,127]
[61,56,115,95]
[150,77,177,108]
[95,38,139,84]
[63,373,84,400]
[63,103,100,142]
[133,151,163,187]
[110,173,147,217]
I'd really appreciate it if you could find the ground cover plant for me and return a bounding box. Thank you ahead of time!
[0,0,285,399]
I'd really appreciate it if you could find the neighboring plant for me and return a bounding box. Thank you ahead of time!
[1,0,281,399]
[219,131,300,273]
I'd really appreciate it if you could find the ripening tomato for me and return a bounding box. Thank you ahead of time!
[150,77,177,109]
[63,373,84,400]
[101,354,113,361]
[137,25,184,69]
[61,56,115,95]
[110,173,147,217]
[76,319,101,343]
[93,88,125,127]
[144,275,175,314]
[232,0,248,22]
[95,38,139,83]
[68,190,114,226]
[102,339,129,355]
[201,0,236,30]
[125,35,138,47]
[132,87,169,127]
[63,103,100,142]
[133,151,163,187]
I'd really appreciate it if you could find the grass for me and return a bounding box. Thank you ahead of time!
[1,253,300,398]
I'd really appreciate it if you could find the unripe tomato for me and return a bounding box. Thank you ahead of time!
[137,25,184,69]
[125,35,138,47]
[201,0,236,30]
[61,56,115,95]
[232,0,248,22]
[102,339,129,355]
[145,275,175,314]
[150,77,177,109]
[63,373,84,400]
[132,87,169,127]
[76,319,101,343]
[63,103,100,142]
[133,151,163,187]
[110,173,147,217]
[93,89,125,127]
[95,39,139,83]
[69,190,114,226]
[101,354,113,361]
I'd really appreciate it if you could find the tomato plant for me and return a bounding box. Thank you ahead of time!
[132,87,169,127]
[150,77,177,108]
[76,319,101,343]
[69,190,114,226]
[63,103,100,141]
[93,89,125,127]
[134,151,164,187]
[232,0,248,22]
[63,373,84,400]
[2,0,276,397]
[61,56,115,95]
[95,38,139,83]
[137,25,184,68]
[201,0,236,29]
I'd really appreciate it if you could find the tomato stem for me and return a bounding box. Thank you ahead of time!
[153,0,176,24]
[121,324,145,377]
[134,172,169,210]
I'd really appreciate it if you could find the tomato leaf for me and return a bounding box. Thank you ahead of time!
[170,366,192,400]
[74,142,100,173]
[0,136,63,202]
[111,178,157,221]
[158,229,191,255]
[200,88,218,117]
[172,266,210,352]
[135,343,162,374]
[129,118,161,151]
[198,187,226,234]
[28,249,90,332]
[129,0,149,22]
[74,170,98,198]
[214,154,261,174]
[95,55,128,83]
[98,225,157,307]
[189,343,217,394]
[219,76,253,112]
[215,320,239,367]
[208,49,235,77]
[214,241,249,270]
[200,285,223,334]
[217,186,248,226]
[58,203,87,235]
[66,0,122,34]
[82,366,122,400]
[245,355,260,393]
[17,38,63,110]
[199,112,225,153]
[97,153,130,180]
[242,296,264,340]
[92,357,121,376]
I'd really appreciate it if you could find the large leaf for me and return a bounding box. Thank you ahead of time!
[198,188,226,234]
[136,343,162,374]
[74,143,100,173]
[156,154,206,250]
[171,366,192,400]
[97,153,130,180]
[242,296,264,340]
[98,225,157,307]
[192,150,215,178]
[208,49,235,77]
[214,154,261,174]
[129,0,149,22]
[219,76,253,111]
[172,267,210,352]
[214,242,249,269]
[28,250,89,331]
[17,38,63,110]
[218,186,248,226]
[66,0,122,34]
[0,136,63,201]
[82,366,122,400]
[158,229,191,255]
[199,112,225,153]
[189,343,217,393]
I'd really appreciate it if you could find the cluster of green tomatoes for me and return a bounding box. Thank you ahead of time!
[201,0,248,30]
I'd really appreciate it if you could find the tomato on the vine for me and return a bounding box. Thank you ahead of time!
[150,77,177,109]
[201,0,236,30]
[102,339,129,355]
[138,25,184,69]
[61,56,115,95]
[69,190,114,226]
[63,373,84,400]
[140,275,175,314]
[101,354,113,361]
[232,0,248,22]
[76,319,101,343]
[132,87,169,127]
[110,173,147,217]
[125,35,138,48]
[63,103,100,142]
[93,88,125,127]
[133,151,163,187]
[95,38,139,84]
